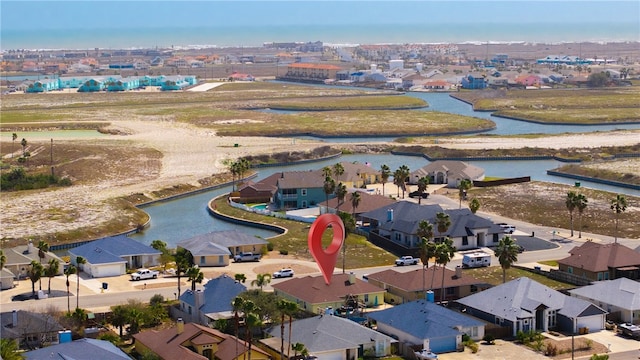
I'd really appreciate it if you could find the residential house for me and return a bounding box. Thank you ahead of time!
[460,74,487,89]
[423,80,451,90]
[0,268,15,290]
[178,274,247,325]
[68,235,161,278]
[273,169,326,210]
[366,266,490,305]
[408,160,485,188]
[263,314,397,360]
[134,320,271,360]
[280,63,342,83]
[177,230,268,267]
[236,172,280,204]
[1,310,64,350]
[229,72,255,81]
[2,242,64,279]
[557,242,640,282]
[456,277,607,336]
[515,74,542,87]
[360,202,501,252]
[77,78,105,92]
[569,278,640,324]
[368,300,485,354]
[320,190,396,219]
[24,338,131,360]
[25,79,59,93]
[272,273,385,314]
[402,73,428,90]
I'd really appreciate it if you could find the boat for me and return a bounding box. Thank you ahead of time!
[414,349,438,359]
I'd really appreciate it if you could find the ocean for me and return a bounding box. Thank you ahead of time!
[2,22,638,51]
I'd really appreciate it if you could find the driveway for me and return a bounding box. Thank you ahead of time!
[438,340,548,360]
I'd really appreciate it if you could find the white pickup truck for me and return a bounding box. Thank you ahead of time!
[233,252,261,262]
[395,256,419,266]
[130,269,159,281]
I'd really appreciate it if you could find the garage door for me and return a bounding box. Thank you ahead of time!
[429,336,457,353]
[90,263,125,278]
[577,315,604,333]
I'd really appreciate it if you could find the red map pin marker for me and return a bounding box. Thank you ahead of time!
[308,213,345,285]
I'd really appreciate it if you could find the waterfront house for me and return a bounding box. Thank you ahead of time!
[77,77,105,92]
[236,172,280,204]
[280,63,342,83]
[68,235,161,277]
[263,314,396,360]
[557,242,640,282]
[271,273,385,314]
[408,160,485,188]
[367,299,485,355]
[25,78,59,93]
[2,242,64,279]
[366,265,490,305]
[568,278,640,324]
[273,169,327,210]
[320,189,396,219]
[177,229,268,266]
[360,202,500,252]
[134,320,271,360]
[456,277,607,336]
[178,274,246,325]
[460,74,487,89]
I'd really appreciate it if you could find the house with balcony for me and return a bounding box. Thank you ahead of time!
[460,74,487,89]
[279,63,342,83]
[273,169,327,210]
[360,202,501,252]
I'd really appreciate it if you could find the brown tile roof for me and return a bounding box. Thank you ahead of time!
[133,322,263,360]
[288,63,342,70]
[322,191,396,214]
[272,273,384,304]
[277,170,325,189]
[367,266,484,291]
[558,242,640,272]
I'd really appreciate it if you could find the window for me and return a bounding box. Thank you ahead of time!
[470,285,478,293]
[301,189,307,196]
[188,306,192,315]
[548,310,557,328]
[471,327,478,337]
[567,266,573,274]
[462,236,468,246]
[200,256,205,265]
[446,287,455,295]
[364,294,369,302]
[495,317,502,325]
[302,200,307,208]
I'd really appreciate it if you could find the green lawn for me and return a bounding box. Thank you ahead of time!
[465,266,572,290]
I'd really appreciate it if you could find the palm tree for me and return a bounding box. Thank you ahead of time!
[37,240,49,290]
[458,179,472,209]
[276,299,297,360]
[20,138,27,158]
[110,305,128,338]
[11,133,17,159]
[576,193,588,238]
[1,337,24,360]
[435,238,456,303]
[234,273,247,283]
[332,162,344,181]
[417,220,435,294]
[175,248,193,297]
[64,264,76,313]
[610,194,627,243]
[186,265,204,291]
[469,198,481,214]
[335,182,347,213]
[380,164,391,196]
[75,256,86,309]
[435,212,451,242]
[350,191,361,220]
[0,249,6,269]
[495,235,520,283]
[398,165,410,198]
[393,169,404,197]
[251,273,272,291]
[566,191,578,237]
[322,176,335,215]
[45,258,59,295]
[416,176,429,204]
[292,343,307,358]
[241,300,259,360]
[27,260,43,297]
[232,297,245,360]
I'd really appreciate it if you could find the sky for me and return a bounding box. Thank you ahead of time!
[2,0,639,30]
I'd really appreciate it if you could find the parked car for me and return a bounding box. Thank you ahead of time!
[409,191,429,199]
[11,293,35,302]
[395,256,419,266]
[273,268,294,278]
[130,269,159,281]
[233,252,261,262]
[497,223,516,234]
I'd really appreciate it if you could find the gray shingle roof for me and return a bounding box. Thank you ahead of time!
[367,300,483,339]
[24,338,131,360]
[456,278,606,321]
[68,235,160,265]
[180,275,246,314]
[267,315,396,352]
[277,169,325,189]
[178,230,267,255]
[568,278,640,311]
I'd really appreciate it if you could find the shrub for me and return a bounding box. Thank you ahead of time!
[463,339,478,353]
[267,242,274,251]
[150,294,164,306]
[546,343,558,356]
[462,333,470,342]
[279,249,289,255]
[482,334,495,344]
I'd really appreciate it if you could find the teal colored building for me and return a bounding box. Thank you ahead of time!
[25,79,59,93]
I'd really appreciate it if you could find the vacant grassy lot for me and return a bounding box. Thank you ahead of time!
[466,181,639,239]
[465,266,573,290]
[453,87,640,124]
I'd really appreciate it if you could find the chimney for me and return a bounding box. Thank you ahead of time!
[348,272,356,285]
[12,310,18,327]
[455,265,462,279]
[194,289,204,321]
[177,318,184,334]
[27,241,34,254]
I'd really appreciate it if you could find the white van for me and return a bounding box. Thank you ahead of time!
[462,252,491,268]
